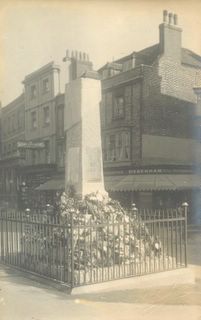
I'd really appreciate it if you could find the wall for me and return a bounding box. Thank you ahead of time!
[1,94,25,160]
[142,134,201,165]
[23,63,60,166]
[158,56,201,103]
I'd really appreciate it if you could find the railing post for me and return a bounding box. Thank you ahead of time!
[70,210,74,289]
[182,202,188,267]
[131,203,138,219]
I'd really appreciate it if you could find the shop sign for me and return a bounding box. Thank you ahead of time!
[17,141,45,149]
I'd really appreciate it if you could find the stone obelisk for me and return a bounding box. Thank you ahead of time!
[64,51,106,198]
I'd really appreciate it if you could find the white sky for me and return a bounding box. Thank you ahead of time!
[0,0,201,106]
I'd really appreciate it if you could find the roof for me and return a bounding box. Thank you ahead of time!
[99,44,201,71]
[81,70,100,80]
[116,44,159,66]
[2,93,25,111]
[182,48,201,68]
[23,61,60,83]
[104,174,201,192]
[98,62,123,72]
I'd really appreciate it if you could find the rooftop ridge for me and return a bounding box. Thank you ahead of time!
[23,61,60,83]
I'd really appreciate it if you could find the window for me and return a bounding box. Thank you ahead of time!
[104,131,130,162]
[44,140,50,164]
[17,110,23,130]
[12,142,16,152]
[43,78,49,93]
[113,96,124,119]
[30,85,37,99]
[31,111,37,130]
[56,105,64,136]
[8,144,11,154]
[57,143,65,167]
[31,150,36,165]
[11,114,15,132]
[43,106,50,126]
[7,117,11,134]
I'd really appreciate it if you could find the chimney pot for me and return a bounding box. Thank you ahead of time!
[168,12,173,24]
[83,52,86,61]
[79,51,82,60]
[75,50,78,60]
[163,10,168,22]
[71,50,75,58]
[87,54,90,61]
[173,14,178,25]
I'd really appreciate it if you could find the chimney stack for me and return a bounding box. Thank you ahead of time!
[159,10,182,62]
[163,10,168,23]
[63,49,93,81]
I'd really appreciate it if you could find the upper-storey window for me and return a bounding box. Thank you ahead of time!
[17,110,23,130]
[30,85,37,100]
[104,131,130,162]
[31,111,37,130]
[113,96,125,119]
[43,78,49,94]
[56,105,64,137]
[43,106,50,126]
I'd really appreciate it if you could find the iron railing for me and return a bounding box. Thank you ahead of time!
[0,206,188,288]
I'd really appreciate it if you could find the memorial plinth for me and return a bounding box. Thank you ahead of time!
[65,73,106,198]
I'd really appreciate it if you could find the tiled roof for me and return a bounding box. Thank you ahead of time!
[181,48,201,68]
[116,44,159,66]
[100,44,201,70]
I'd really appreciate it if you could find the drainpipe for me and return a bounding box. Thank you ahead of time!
[139,65,144,162]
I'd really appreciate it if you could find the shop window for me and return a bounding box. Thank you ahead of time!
[43,106,50,126]
[113,96,124,119]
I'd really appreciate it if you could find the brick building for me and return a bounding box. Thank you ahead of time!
[0,94,25,207]
[0,62,66,209]
[99,11,201,222]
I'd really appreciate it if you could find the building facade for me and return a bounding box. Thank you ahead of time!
[0,94,25,207]
[99,11,201,223]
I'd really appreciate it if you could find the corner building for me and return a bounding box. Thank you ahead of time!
[99,11,201,223]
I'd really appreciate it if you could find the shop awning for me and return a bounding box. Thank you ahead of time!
[35,178,65,191]
[35,174,201,192]
[104,174,201,192]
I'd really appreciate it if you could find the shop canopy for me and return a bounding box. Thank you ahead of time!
[35,178,65,191]
[35,174,201,192]
[104,174,201,192]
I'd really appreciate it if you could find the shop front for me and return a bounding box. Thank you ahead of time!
[104,173,201,224]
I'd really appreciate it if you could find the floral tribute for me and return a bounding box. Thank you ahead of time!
[57,189,161,271]
[20,187,162,282]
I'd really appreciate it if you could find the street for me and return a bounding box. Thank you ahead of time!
[0,230,201,320]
